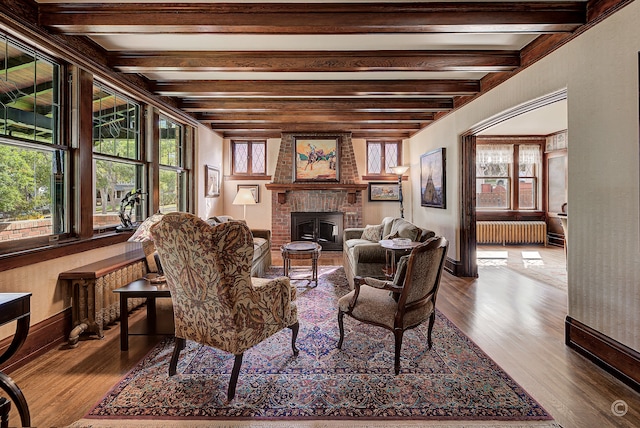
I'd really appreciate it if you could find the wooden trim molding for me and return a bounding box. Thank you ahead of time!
[565,316,640,392]
[444,257,464,277]
[0,309,71,374]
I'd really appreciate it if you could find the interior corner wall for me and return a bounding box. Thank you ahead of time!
[195,124,224,220]
[408,2,640,352]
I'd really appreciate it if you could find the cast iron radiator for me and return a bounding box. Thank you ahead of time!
[59,253,148,347]
[477,221,547,246]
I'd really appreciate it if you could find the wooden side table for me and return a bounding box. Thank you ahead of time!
[113,279,172,351]
[0,293,31,428]
[281,241,322,287]
[379,239,421,279]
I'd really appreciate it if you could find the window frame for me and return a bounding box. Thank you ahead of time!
[363,140,402,180]
[158,114,186,213]
[229,139,270,180]
[91,81,144,231]
[475,140,544,215]
[0,32,70,255]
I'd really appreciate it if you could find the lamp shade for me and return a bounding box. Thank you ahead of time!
[232,188,257,206]
[390,165,409,176]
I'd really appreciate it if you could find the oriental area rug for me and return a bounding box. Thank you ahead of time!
[71,267,559,428]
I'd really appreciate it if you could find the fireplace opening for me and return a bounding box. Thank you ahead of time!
[291,212,343,251]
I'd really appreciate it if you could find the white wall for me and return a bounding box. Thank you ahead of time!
[409,2,640,351]
[196,124,224,220]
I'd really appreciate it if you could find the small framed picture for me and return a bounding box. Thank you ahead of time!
[237,184,259,203]
[205,165,220,198]
[368,182,400,201]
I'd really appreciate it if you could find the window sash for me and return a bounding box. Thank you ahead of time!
[231,140,266,175]
[366,141,400,175]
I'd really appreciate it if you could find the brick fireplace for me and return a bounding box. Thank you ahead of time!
[266,132,367,250]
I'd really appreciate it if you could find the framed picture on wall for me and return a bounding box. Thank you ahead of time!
[368,182,400,201]
[420,148,446,209]
[205,165,220,198]
[237,184,260,203]
[293,136,340,182]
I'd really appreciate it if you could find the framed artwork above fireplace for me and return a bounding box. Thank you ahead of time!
[293,136,340,182]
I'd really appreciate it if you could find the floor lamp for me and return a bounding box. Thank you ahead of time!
[233,188,257,221]
[390,165,409,218]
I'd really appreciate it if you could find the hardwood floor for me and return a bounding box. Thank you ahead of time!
[5,247,639,427]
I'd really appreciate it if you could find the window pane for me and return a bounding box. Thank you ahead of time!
[94,159,139,228]
[518,178,536,209]
[367,143,381,174]
[159,168,178,213]
[0,36,60,144]
[159,116,181,167]
[93,84,140,160]
[0,144,66,241]
[252,142,265,174]
[476,179,510,209]
[233,142,248,174]
[384,143,399,173]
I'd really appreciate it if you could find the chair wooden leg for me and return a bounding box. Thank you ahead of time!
[427,312,436,349]
[0,397,10,428]
[394,329,404,375]
[289,321,300,355]
[169,337,186,376]
[337,311,345,349]
[228,354,244,401]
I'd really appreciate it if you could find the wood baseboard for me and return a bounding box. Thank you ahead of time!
[445,257,465,277]
[565,316,640,392]
[0,308,72,374]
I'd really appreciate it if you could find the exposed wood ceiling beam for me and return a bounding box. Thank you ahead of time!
[180,98,454,113]
[212,122,422,131]
[196,111,435,123]
[111,50,520,73]
[154,80,480,97]
[39,2,585,34]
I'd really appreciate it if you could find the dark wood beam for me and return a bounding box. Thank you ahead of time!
[180,98,454,113]
[219,129,413,139]
[154,80,480,97]
[211,122,422,131]
[111,50,520,73]
[198,111,435,123]
[39,2,585,34]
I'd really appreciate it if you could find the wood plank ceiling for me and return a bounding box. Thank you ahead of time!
[37,1,587,139]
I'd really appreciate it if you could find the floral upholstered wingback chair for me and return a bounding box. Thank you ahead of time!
[150,212,299,401]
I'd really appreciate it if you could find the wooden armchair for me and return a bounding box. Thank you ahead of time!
[150,212,299,400]
[337,236,448,374]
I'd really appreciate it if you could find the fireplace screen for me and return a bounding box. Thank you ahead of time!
[291,212,343,251]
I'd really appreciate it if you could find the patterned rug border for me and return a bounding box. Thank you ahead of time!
[69,419,563,428]
[77,266,555,425]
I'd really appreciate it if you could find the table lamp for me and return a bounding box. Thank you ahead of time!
[233,188,257,220]
[390,165,409,218]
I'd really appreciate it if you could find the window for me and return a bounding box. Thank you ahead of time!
[231,140,266,176]
[0,33,67,249]
[476,143,541,210]
[366,141,401,175]
[158,115,184,213]
[92,82,142,228]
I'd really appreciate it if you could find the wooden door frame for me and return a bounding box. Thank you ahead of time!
[459,89,567,278]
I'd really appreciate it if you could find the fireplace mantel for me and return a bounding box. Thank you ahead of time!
[265,183,368,204]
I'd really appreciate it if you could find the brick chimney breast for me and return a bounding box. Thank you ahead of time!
[269,132,365,249]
